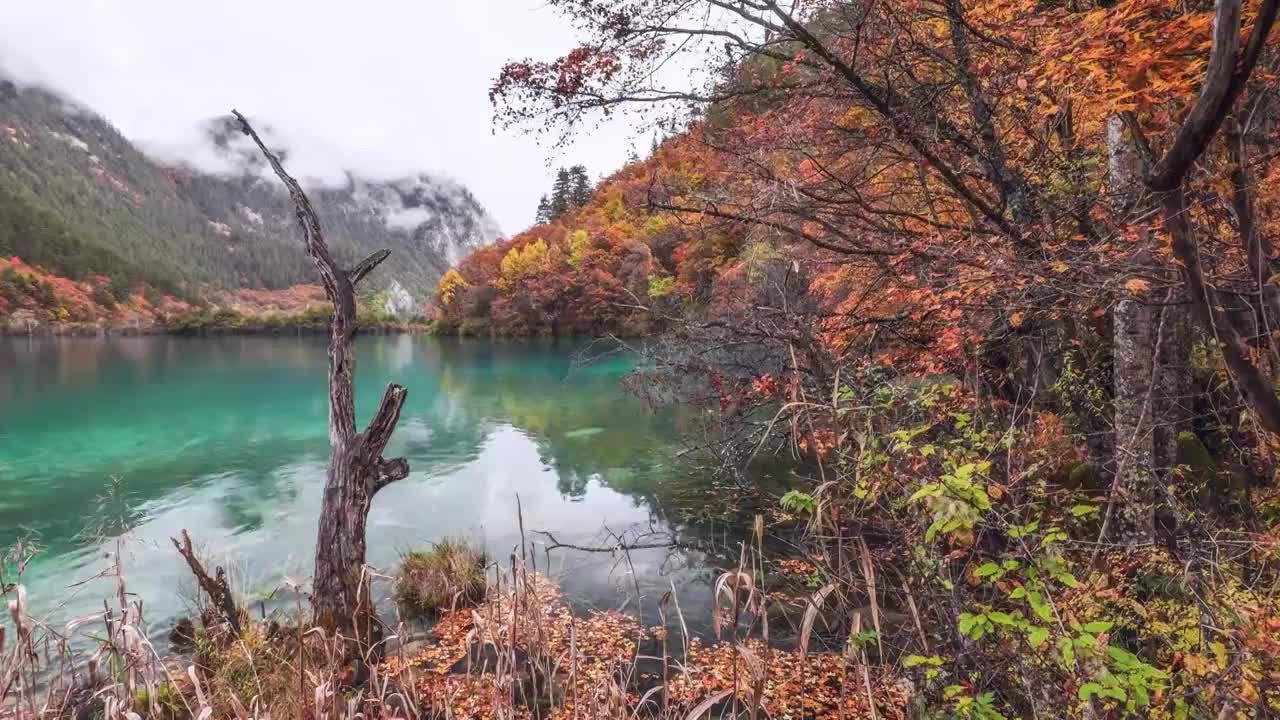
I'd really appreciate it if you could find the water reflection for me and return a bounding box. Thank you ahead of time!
[0,336,732,642]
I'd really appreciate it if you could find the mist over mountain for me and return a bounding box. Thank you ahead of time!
[0,76,502,299]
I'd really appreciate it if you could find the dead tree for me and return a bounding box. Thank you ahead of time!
[171,529,242,637]
[234,111,410,647]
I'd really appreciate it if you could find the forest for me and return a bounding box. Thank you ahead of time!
[436,0,1280,714]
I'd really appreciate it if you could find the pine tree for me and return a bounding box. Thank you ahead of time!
[569,165,592,209]
[535,194,551,225]
[549,168,572,219]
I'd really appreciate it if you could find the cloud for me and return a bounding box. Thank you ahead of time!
[0,0,652,234]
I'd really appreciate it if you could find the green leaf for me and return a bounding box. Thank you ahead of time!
[1101,686,1127,701]
[987,611,1015,626]
[1008,520,1039,539]
[976,562,1002,577]
[1028,592,1054,622]
[910,485,940,503]
[1071,504,1099,517]
[926,519,944,543]
[1078,683,1104,701]
[1059,637,1075,666]
[1083,621,1113,634]
[1026,626,1050,647]
[904,654,943,668]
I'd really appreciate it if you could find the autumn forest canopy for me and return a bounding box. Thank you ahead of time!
[434,0,1280,714]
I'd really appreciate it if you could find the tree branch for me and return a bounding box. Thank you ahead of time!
[349,249,391,287]
[170,530,241,637]
[1148,0,1280,191]
[235,109,360,441]
[1163,188,1280,435]
[362,383,407,462]
[370,457,410,495]
[232,111,348,306]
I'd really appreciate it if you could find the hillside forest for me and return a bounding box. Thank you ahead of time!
[435,0,1280,715]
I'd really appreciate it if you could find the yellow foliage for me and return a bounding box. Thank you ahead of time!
[435,269,468,307]
[568,230,590,270]
[497,239,549,288]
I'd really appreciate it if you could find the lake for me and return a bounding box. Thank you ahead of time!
[0,335,756,646]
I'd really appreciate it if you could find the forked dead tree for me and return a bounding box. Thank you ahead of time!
[234,111,409,647]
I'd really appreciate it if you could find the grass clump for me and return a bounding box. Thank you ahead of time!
[395,539,487,615]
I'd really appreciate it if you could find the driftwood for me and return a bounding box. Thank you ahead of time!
[233,111,410,647]
[171,529,241,637]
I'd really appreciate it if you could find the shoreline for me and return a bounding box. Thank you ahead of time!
[0,320,432,338]
[1,320,650,340]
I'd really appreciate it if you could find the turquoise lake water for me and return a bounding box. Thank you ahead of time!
[0,335,735,643]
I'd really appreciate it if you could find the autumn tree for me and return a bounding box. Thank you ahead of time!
[476,0,1280,713]
[491,0,1280,543]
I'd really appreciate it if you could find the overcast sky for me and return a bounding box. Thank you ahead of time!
[0,0,650,235]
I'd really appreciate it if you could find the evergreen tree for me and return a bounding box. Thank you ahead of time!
[549,168,573,219]
[569,165,592,209]
[535,194,552,225]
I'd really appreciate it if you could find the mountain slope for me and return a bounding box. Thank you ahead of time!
[0,77,500,300]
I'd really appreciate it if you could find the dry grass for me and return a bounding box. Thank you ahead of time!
[394,538,487,615]
[2,529,910,719]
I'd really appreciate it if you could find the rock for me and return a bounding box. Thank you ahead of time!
[383,279,416,319]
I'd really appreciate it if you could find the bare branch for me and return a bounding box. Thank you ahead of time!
[349,249,392,287]
[232,110,349,307]
[363,383,408,461]
[371,457,410,495]
[170,529,241,637]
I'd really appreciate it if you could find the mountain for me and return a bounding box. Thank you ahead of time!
[0,77,501,301]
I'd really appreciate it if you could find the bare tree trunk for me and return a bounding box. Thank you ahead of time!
[235,112,410,648]
[1153,303,1190,477]
[1108,115,1157,541]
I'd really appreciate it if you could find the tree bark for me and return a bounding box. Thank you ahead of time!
[1108,115,1158,541]
[235,112,410,648]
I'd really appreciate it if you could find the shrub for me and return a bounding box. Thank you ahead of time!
[394,539,487,615]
